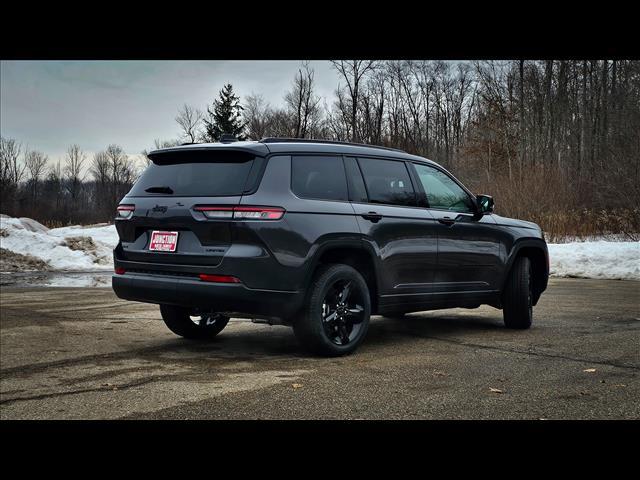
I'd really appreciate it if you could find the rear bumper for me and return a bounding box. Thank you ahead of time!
[112,272,303,320]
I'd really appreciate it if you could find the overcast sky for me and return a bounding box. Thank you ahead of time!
[0,60,340,162]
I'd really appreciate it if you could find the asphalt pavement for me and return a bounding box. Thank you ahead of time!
[1,278,638,419]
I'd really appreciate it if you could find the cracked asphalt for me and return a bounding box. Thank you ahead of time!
[1,278,638,419]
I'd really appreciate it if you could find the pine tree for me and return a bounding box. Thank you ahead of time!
[203,84,246,141]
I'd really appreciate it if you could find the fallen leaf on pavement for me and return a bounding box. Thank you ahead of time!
[489,387,504,394]
[583,368,596,373]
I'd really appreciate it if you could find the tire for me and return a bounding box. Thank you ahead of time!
[502,256,533,329]
[293,264,371,356]
[160,304,230,340]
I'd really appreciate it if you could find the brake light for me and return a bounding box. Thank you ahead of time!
[193,205,285,220]
[114,267,126,275]
[116,204,135,220]
[198,274,241,283]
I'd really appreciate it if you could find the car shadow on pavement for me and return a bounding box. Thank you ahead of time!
[363,312,504,348]
[144,312,505,360]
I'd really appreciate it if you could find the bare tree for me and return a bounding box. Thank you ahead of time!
[175,104,203,143]
[0,137,25,212]
[64,144,86,204]
[266,108,296,137]
[244,93,272,140]
[90,145,136,219]
[330,60,379,142]
[46,159,64,213]
[284,62,321,138]
[90,151,110,185]
[24,149,48,203]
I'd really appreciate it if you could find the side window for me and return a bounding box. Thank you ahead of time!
[344,157,368,203]
[357,157,416,207]
[413,163,474,213]
[291,156,348,201]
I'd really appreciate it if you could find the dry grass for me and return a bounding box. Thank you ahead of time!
[467,166,640,243]
[529,208,640,243]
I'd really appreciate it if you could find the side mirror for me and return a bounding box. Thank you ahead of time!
[476,194,494,214]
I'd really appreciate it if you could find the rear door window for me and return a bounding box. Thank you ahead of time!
[130,150,258,196]
[291,156,348,201]
[357,157,416,207]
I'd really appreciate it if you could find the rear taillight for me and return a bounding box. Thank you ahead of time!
[114,267,126,275]
[198,274,241,283]
[116,204,135,220]
[193,205,285,220]
[193,206,234,219]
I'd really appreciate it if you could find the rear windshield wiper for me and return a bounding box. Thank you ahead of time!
[145,186,174,194]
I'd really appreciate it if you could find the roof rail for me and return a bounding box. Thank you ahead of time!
[180,142,199,146]
[259,137,405,154]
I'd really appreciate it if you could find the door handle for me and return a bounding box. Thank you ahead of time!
[361,212,383,223]
[438,217,455,226]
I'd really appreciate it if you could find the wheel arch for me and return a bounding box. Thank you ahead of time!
[500,239,549,306]
[302,240,381,314]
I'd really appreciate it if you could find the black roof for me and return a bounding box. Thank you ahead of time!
[148,139,435,166]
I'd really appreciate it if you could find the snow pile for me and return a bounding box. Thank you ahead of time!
[548,241,639,280]
[0,216,118,271]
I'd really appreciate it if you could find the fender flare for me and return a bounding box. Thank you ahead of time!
[499,237,549,297]
[300,237,382,296]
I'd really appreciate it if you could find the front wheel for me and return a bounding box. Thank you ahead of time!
[293,264,371,356]
[160,304,230,340]
[502,256,533,329]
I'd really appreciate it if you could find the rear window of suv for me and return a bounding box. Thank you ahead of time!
[129,150,259,197]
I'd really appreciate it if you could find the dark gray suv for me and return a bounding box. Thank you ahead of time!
[112,138,549,356]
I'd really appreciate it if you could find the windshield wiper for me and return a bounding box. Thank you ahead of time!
[145,186,174,194]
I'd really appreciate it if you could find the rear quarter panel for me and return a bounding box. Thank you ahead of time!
[238,155,362,292]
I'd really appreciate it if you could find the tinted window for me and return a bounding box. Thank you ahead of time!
[357,158,416,206]
[344,157,368,203]
[129,153,255,196]
[291,156,348,201]
[414,163,474,212]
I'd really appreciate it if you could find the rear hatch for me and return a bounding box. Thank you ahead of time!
[115,148,265,269]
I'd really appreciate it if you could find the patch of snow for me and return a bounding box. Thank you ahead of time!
[0,216,117,271]
[49,223,119,248]
[17,217,50,233]
[548,241,640,280]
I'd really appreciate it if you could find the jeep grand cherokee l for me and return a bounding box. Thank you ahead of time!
[112,138,549,356]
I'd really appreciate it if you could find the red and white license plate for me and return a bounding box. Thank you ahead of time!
[149,231,179,252]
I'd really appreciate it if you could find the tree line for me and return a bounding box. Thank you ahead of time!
[1,60,638,238]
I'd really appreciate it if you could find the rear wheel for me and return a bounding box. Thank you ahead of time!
[160,304,230,340]
[502,256,533,329]
[294,264,371,356]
